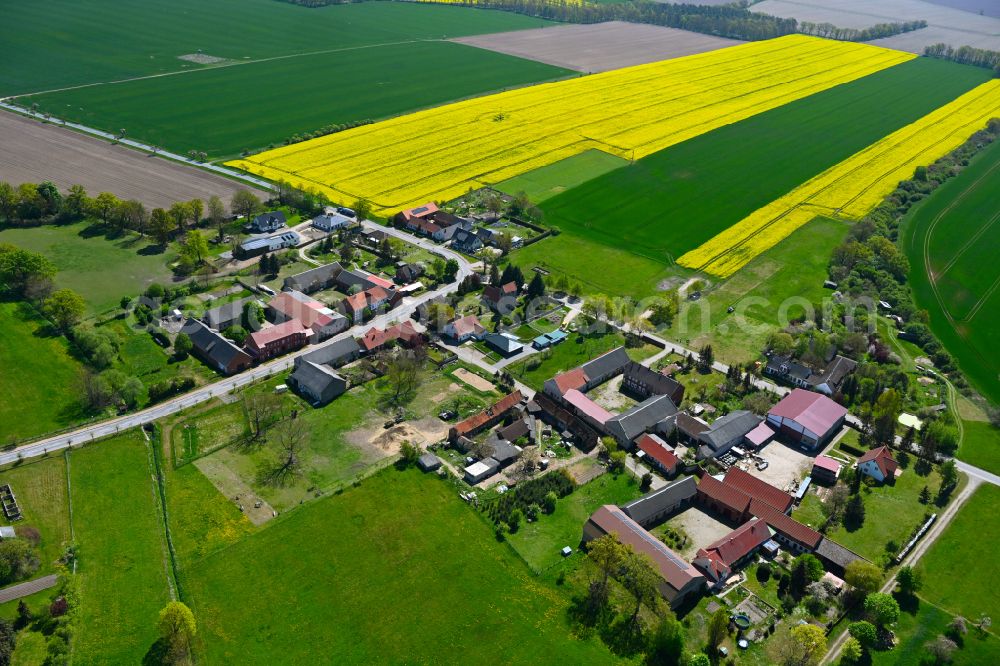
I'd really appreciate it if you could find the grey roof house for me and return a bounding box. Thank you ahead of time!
[283,262,344,294]
[202,296,257,332]
[288,360,347,406]
[621,477,697,527]
[605,394,678,448]
[181,318,252,376]
[697,410,762,460]
[245,210,286,233]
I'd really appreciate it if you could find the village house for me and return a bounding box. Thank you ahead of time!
[531,392,602,452]
[394,262,424,284]
[245,210,286,234]
[288,360,347,406]
[809,355,858,395]
[696,410,763,460]
[311,208,353,232]
[763,352,858,396]
[766,388,847,449]
[235,231,300,259]
[451,228,482,253]
[483,332,523,357]
[584,505,705,609]
[341,285,394,321]
[763,353,813,388]
[481,281,519,315]
[202,296,257,332]
[245,320,309,360]
[180,318,252,375]
[693,518,774,587]
[674,413,710,445]
[635,433,680,477]
[622,361,685,405]
[605,395,679,448]
[443,314,486,342]
[358,320,422,354]
[543,347,632,399]
[268,290,348,342]
[283,262,343,294]
[857,446,899,483]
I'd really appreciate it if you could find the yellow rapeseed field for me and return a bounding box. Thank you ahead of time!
[678,79,1000,277]
[227,35,912,214]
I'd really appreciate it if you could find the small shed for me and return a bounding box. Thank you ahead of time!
[0,526,16,540]
[417,453,442,473]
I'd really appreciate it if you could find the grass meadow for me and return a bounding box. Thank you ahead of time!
[900,138,1000,405]
[1,0,554,95]
[539,58,991,265]
[916,483,1000,623]
[957,420,1000,476]
[0,301,86,443]
[25,41,571,158]
[870,599,1000,665]
[0,456,71,577]
[183,467,615,663]
[69,432,173,665]
[496,149,629,203]
[506,471,641,572]
[0,221,175,315]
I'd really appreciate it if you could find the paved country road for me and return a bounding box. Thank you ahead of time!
[0,574,59,604]
[0,221,471,466]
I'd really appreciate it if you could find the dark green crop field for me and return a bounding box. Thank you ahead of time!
[900,138,1000,405]
[539,57,992,266]
[1,0,554,95]
[183,468,613,663]
[23,41,570,158]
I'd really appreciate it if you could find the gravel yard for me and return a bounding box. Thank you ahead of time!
[0,110,267,208]
[453,21,742,73]
[663,506,736,558]
[745,441,815,491]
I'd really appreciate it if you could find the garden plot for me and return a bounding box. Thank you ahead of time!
[453,21,742,73]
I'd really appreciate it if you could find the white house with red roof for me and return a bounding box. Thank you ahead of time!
[693,518,773,586]
[635,433,679,477]
[268,290,348,343]
[856,446,899,483]
[766,388,848,449]
[245,320,309,360]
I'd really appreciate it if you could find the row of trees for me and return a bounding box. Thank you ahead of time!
[924,43,1000,75]
[799,20,926,42]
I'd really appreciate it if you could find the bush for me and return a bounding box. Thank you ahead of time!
[756,563,772,582]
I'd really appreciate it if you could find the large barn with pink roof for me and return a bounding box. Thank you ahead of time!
[765,388,847,450]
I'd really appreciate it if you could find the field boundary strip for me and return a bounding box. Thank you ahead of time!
[678,79,1000,277]
[225,35,913,213]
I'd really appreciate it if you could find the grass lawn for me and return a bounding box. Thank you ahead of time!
[183,467,615,663]
[506,471,641,572]
[2,0,555,95]
[916,483,1000,622]
[0,301,86,443]
[25,42,570,159]
[0,221,176,315]
[495,149,629,203]
[871,599,1000,665]
[900,137,1000,405]
[957,420,1000,476]
[666,216,851,363]
[0,456,71,576]
[539,58,990,265]
[793,465,945,565]
[509,327,658,390]
[69,432,173,665]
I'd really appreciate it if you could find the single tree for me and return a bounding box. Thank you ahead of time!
[207,195,227,239]
[187,198,204,227]
[865,592,900,628]
[157,601,197,663]
[687,655,710,666]
[896,566,922,598]
[706,608,729,651]
[586,535,624,608]
[845,493,866,529]
[925,635,958,664]
[778,624,827,666]
[621,550,661,630]
[244,392,282,442]
[42,289,85,331]
[230,189,261,222]
[353,198,372,222]
[385,354,420,406]
[840,637,863,664]
[173,332,193,358]
[91,191,119,224]
[181,230,209,267]
[543,491,558,514]
[647,614,684,666]
[263,417,309,484]
[845,560,882,595]
[149,207,175,246]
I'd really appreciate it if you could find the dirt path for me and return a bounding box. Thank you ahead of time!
[194,456,276,525]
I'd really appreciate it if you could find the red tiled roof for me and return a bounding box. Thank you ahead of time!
[769,388,847,437]
[858,446,898,478]
[400,202,439,221]
[483,281,517,303]
[563,389,613,425]
[700,518,773,566]
[248,319,308,348]
[693,549,730,583]
[750,500,822,549]
[636,434,679,471]
[367,285,389,303]
[365,274,395,290]
[724,467,793,514]
[553,367,588,395]
[588,505,704,593]
[343,291,368,313]
[359,321,420,351]
[697,474,751,516]
[450,315,484,338]
[452,390,523,437]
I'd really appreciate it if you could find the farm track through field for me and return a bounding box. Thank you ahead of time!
[2,39,442,101]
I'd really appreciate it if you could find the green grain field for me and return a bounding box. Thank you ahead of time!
[69,432,173,665]
[539,57,992,266]
[15,2,568,157]
[496,149,629,203]
[900,138,1000,405]
[1,0,555,95]
[957,420,1000,476]
[183,467,615,663]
